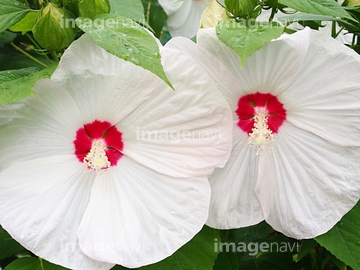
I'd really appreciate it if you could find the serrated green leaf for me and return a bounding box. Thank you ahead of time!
[216,20,284,66]
[139,226,219,270]
[0,0,30,33]
[278,0,353,20]
[109,0,148,26]
[4,257,69,270]
[76,14,172,88]
[315,201,360,270]
[9,10,37,34]
[0,64,57,104]
[0,226,24,260]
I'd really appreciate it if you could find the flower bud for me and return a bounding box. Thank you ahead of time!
[200,0,228,28]
[33,3,76,51]
[78,0,110,19]
[225,0,259,19]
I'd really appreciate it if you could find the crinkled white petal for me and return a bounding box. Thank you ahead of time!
[0,155,113,270]
[51,35,160,125]
[78,156,211,268]
[278,30,360,147]
[165,37,241,111]
[0,79,82,169]
[207,128,263,229]
[197,28,310,96]
[58,72,158,125]
[165,0,209,38]
[0,101,24,127]
[256,122,360,239]
[120,44,232,178]
[52,34,140,78]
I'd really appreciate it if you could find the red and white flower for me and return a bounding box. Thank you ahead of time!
[167,27,360,238]
[0,34,232,269]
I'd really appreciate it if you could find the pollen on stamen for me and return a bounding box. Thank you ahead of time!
[248,109,274,155]
[83,140,111,172]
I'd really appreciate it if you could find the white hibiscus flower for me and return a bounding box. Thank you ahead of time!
[166,27,360,239]
[0,34,232,269]
[159,0,210,38]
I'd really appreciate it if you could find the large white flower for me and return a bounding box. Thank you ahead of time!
[159,0,210,38]
[166,27,360,239]
[0,34,232,269]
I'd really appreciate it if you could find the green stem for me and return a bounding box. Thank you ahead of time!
[51,51,59,62]
[39,257,44,270]
[10,42,48,68]
[159,30,164,44]
[25,33,52,63]
[146,0,152,26]
[269,7,277,22]
[331,21,336,39]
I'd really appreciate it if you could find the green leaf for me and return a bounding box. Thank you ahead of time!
[0,30,17,44]
[139,226,220,270]
[219,222,299,270]
[4,257,69,270]
[0,54,47,70]
[0,64,57,104]
[141,0,167,38]
[109,0,147,25]
[278,0,353,20]
[0,0,30,32]
[277,12,339,25]
[294,239,317,262]
[315,201,360,270]
[213,251,239,270]
[76,14,172,88]
[9,10,37,34]
[216,20,284,66]
[0,226,24,260]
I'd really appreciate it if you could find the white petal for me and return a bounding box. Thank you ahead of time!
[51,35,160,125]
[0,101,24,127]
[278,30,360,147]
[165,37,241,111]
[256,122,360,239]
[207,128,264,229]
[0,79,82,168]
[120,45,233,178]
[197,28,310,96]
[0,155,113,270]
[78,156,211,268]
[58,72,158,125]
[52,34,137,79]
[158,0,184,15]
[166,0,209,38]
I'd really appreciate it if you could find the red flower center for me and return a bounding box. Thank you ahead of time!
[74,120,123,170]
[236,92,286,134]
